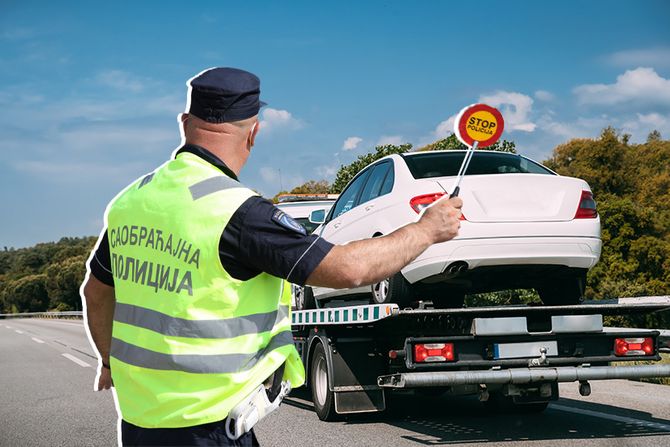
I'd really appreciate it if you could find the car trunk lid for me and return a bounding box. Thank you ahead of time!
[435,174,589,223]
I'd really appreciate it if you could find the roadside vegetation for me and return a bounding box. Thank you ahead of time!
[1,128,668,331]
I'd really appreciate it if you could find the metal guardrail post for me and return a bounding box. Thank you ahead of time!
[0,311,83,319]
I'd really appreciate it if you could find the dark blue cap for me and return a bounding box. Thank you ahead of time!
[188,67,266,123]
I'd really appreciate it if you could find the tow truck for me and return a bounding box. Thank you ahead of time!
[290,296,670,420]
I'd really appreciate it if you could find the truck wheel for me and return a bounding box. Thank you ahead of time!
[371,273,413,307]
[538,272,585,305]
[310,342,338,421]
[296,286,316,310]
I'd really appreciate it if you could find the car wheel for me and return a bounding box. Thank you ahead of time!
[538,272,585,305]
[371,273,413,307]
[310,342,338,421]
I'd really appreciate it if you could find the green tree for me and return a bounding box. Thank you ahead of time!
[417,133,517,153]
[2,274,49,313]
[272,179,331,202]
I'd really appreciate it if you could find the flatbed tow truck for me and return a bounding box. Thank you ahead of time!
[290,296,670,420]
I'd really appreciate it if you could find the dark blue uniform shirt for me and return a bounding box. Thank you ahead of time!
[89,144,333,286]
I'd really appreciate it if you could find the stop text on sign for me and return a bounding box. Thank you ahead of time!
[454,103,505,147]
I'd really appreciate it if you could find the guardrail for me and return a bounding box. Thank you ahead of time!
[0,311,83,319]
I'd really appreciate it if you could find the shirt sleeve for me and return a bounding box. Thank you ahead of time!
[219,196,334,285]
[88,230,115,286]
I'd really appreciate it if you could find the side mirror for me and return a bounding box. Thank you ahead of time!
[309,209,327,224]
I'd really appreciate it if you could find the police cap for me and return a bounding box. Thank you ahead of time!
[188,67,266,123]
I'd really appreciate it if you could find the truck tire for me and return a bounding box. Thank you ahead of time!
[371,273,413,307]
[296,286,316,310]
[310,342,338,421]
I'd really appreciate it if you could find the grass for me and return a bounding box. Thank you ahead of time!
[615,353,670,386]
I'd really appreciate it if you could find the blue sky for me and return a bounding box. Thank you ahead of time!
[1,1,669,248]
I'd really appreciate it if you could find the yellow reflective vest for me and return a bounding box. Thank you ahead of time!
[106,151,305,428]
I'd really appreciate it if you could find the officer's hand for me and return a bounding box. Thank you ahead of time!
[96,365,113,391]
[418,196,463,244]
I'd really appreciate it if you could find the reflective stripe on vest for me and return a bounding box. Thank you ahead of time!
[106,152,305,429]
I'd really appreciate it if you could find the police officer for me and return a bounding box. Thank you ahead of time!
[82,67,463,446]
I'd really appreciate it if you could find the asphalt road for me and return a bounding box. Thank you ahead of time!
[2,318,669,447]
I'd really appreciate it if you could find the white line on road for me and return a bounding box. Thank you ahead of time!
[62,353,91,368]
[15,330,24,334]
[552,403,670,432]
[32,337,45,344]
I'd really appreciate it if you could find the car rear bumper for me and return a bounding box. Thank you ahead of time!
[401,236,602,284]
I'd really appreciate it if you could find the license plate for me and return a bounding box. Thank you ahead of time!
[493,341,558,359]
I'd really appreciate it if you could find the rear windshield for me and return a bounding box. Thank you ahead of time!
[403,151,554,179]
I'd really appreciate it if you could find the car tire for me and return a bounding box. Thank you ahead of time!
[310,342,339,421]
[295,286,316,310]
[371,273,413,307]
[538,272,586,305]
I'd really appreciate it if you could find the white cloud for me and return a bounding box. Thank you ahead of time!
[376,135,405,146]
[259,166,281,184]
[13,160,149,184]
[316,164,338,179]
[259,108,303,133]
[433,114,457,139]
[342,136,363,151]
[534,90,555,102]
[96,70,146,93]
[537,114,611,140]
[607,48,670,69]
[479,91,536,132]
[573,67,670,106]
[622,113,670,141]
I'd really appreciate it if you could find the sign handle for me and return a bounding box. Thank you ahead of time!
[450,140,479,198]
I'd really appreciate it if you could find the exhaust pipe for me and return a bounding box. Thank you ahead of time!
[446,261,469,274]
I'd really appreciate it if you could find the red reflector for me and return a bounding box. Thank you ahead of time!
[413,343,455,363]
[575,190,598,219]
[410,193,445,214]
[614,337,654,356]
[410,193,467,220]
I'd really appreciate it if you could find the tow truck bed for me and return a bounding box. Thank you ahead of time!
[291,296,670,421]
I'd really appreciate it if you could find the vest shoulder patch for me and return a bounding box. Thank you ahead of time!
[271,210,307,236]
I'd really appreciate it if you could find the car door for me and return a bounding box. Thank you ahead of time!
[312,168,373,299]
[355,161,394,235]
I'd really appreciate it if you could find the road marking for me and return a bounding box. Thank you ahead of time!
[552,404,670,432]
[15,330,24,334]
[32,337,45,344]
[62,353,91,368]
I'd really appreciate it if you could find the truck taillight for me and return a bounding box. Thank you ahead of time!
[409,193,466,220]
[413,343,455,363]
[614,337,654,356]
[574,190,597,219]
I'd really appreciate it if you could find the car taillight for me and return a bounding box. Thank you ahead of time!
[614,338,654,356]
[410,193,466,220]
[413,343,455,363]
[574,190,597,219]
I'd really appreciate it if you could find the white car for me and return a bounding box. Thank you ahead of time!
[308,150,601,308]
[276,195,337,235]
[276,195,336,309]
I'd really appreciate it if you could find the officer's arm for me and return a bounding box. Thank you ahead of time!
[82,274,115,373]
[306,196,462,288]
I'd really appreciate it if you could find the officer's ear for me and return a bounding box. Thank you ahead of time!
[248,120,259,147]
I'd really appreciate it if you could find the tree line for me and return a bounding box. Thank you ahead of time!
[1,129,668,329]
